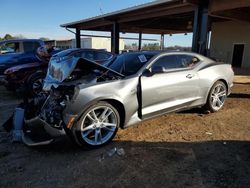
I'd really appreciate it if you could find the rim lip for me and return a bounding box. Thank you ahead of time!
[210,83,227,111]
[32,78,43,94]
[80,105,117,146]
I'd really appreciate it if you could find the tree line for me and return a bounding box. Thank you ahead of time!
[0,34,49,41]
[125,42,191,51]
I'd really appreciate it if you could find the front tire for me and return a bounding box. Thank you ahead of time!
[204,81,227,112]
[71,101,120,148]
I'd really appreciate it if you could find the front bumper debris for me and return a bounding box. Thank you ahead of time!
[22,116,66,146]
[24,116,66,137]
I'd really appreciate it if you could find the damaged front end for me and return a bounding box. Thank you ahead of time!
[20,54,123,146]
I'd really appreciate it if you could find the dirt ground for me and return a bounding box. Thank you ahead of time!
[0,82,250,188]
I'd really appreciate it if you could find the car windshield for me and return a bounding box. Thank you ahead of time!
[107,53,156,76]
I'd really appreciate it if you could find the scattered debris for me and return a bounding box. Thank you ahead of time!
[11,107,25,143]
[117,148,125,156]
[107,147,117,157]
[98,153,105,162]
[107,147,125,157]
[205,132,213,135]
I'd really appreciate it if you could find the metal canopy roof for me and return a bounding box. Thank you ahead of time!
[61,0,250,34]
[61,0,196,34]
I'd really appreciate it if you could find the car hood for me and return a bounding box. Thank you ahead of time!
[4,62,42,74]
[43,56,124,88]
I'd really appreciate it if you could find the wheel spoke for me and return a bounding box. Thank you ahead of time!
[94,130,98,144]
[215,85,221,93]
[217,98,223,106]
[99,131,103,144]
[100,107,109,119]
[87,110,99,122]
[81,123,95,132]
[103,126,115,132]
[217,91,226,97]
[102,122,116,127]
[212,97,217,107]
[82,129,93,138]
[91,110,98,121]
[101,109,113,122]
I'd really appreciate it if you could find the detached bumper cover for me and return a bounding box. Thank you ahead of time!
[24,116,66,137]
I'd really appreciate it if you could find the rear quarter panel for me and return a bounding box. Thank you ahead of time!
[197,63,234,104]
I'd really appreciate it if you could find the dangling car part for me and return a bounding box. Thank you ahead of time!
[16,51,234,148]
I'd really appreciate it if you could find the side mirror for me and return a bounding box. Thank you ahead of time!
[142,69,152,77]
[151,66,165,74]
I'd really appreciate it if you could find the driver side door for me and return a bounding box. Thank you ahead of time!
[140,54,201,119]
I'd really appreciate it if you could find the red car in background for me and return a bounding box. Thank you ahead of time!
[3,48,114,96]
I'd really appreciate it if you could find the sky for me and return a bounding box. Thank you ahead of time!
[0,0,192,47]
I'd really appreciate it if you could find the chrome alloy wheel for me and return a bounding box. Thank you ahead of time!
[210,83,227,111]
[80,106,118,146]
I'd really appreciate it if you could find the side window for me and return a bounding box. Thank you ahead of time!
[178,55,200,68]
[152,55,200,70]
[23,41,40,53]
[0,42,20,54]
[152,55,183,70]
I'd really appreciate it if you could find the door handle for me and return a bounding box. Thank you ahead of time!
[186,74,194,79]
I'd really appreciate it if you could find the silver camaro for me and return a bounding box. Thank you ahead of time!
[24,50,234,148]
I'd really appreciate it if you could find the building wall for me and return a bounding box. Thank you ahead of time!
[210,21,250,68]
[70,37,124,52]
[91,37,125,52]
[56,40,72,49]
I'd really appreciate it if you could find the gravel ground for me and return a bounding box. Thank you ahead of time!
[0,83,249,188]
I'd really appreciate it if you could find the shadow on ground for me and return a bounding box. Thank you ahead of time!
[229,93,250,99]
[0,138,249,188]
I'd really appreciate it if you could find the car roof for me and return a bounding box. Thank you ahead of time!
[0,39,43,44]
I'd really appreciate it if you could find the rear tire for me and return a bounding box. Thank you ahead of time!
[70,101,120,148]
[26,72,45,96]
[204,81,227,112]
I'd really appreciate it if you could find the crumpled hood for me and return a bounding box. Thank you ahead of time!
[43,56,124,90]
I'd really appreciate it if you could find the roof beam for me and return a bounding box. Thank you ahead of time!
[210,9,250,22]
[120,26,187,34]
[118,5,195,23]
[209,0,250,13]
